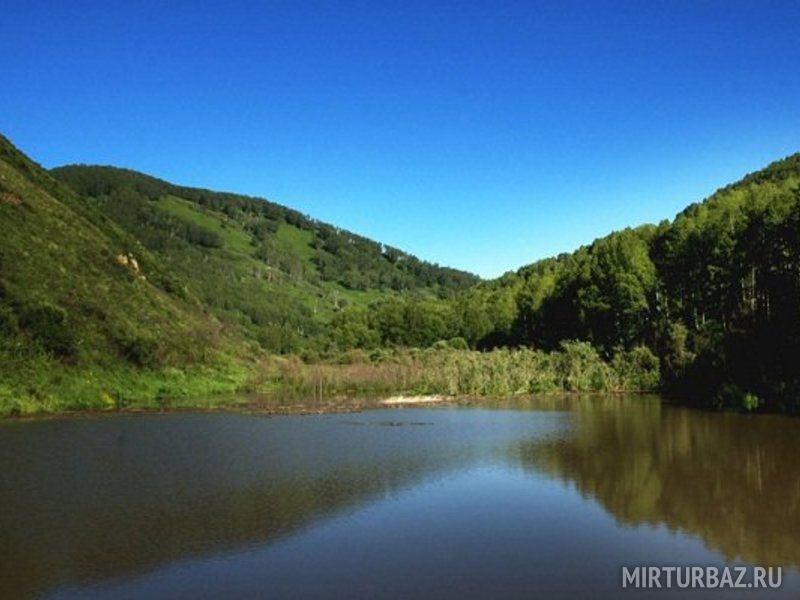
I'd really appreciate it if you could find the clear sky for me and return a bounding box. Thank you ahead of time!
[2,1,799,278]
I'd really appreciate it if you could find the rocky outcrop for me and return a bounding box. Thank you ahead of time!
[115,253,144,279]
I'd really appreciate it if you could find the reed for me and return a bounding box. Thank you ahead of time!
[250,341,660,399]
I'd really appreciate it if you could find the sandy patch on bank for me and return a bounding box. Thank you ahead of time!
[380,395,447,405]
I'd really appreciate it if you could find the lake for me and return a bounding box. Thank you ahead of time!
[1,396,799,598]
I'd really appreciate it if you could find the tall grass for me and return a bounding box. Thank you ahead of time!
[249,341,660,399]
[0,341,659,417]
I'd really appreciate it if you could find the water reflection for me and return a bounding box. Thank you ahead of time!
[0,409,562,598]
[2,400,800,598]
[514,399,800,567]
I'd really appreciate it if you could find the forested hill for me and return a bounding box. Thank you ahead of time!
[3,130,800,414]
[516,152,800,410]
[50,163,479,352]
[1,133,480,413]
[47,148,800,413]
[320,151,800,410]
[53,164,478,293]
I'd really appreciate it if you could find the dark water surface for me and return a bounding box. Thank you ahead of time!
[2,396,799,598]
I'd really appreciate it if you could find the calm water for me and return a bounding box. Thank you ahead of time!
[1,396,799,599]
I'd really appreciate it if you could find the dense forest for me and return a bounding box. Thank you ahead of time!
[324,155,800,411]
[2,132,799,414]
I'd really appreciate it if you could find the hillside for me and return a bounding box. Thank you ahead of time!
[0,134,479,414]
[324,151,800,410]
[0,135,258,413]
[3,131,800,414]
[50,164,479,353]
[504,152,800,411]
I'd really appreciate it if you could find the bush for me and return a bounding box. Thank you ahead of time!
[742,392,761,412]
[612,345,660,391]
[0,303,18,336]
[557,341,613,391]
[115,335,159,367]
[446,337,470,350]
[257,324,299,353]
[19,303,76,358]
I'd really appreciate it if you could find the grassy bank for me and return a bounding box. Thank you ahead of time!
[246,341,660,400]
[0,356,250,417]
[0,342,659,417]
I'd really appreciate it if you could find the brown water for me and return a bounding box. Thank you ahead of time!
[1,396,799,598]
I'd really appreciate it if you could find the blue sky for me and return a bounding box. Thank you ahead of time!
[2,1,800,277]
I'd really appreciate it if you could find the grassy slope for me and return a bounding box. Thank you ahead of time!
[50,163,478,351]
[160,194,255,254]
[0,135,479,414]
[154,192,391,332]
[0,136,253,415]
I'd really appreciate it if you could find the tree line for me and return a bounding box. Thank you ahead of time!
[47,152,800,411]
[328,154,800,411]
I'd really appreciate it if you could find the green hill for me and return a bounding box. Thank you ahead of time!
[0,135,262,413]
[0,134,477,414]
[50,163,479,353]
[3,131,800,414]
[317,151,800,410]
[506,152,800,411]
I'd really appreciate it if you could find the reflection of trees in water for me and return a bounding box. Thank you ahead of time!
[2,461,444,599]
[0,415,475,599]
[6,402,798,598]
[514,403,800,566]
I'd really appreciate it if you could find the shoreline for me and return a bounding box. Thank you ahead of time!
[0,396,454,423]
[0,391,666,422]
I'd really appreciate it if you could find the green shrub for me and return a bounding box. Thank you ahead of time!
[612,345,660,391]
[446,337,470,350]
[19,303,76,358]
[713,384,762,412]
[557,341,613,392]
[0,303,18,336]
[742,392,761,412]
[115,335,159,367]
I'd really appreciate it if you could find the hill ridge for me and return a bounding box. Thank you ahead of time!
[3,132,800,414]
